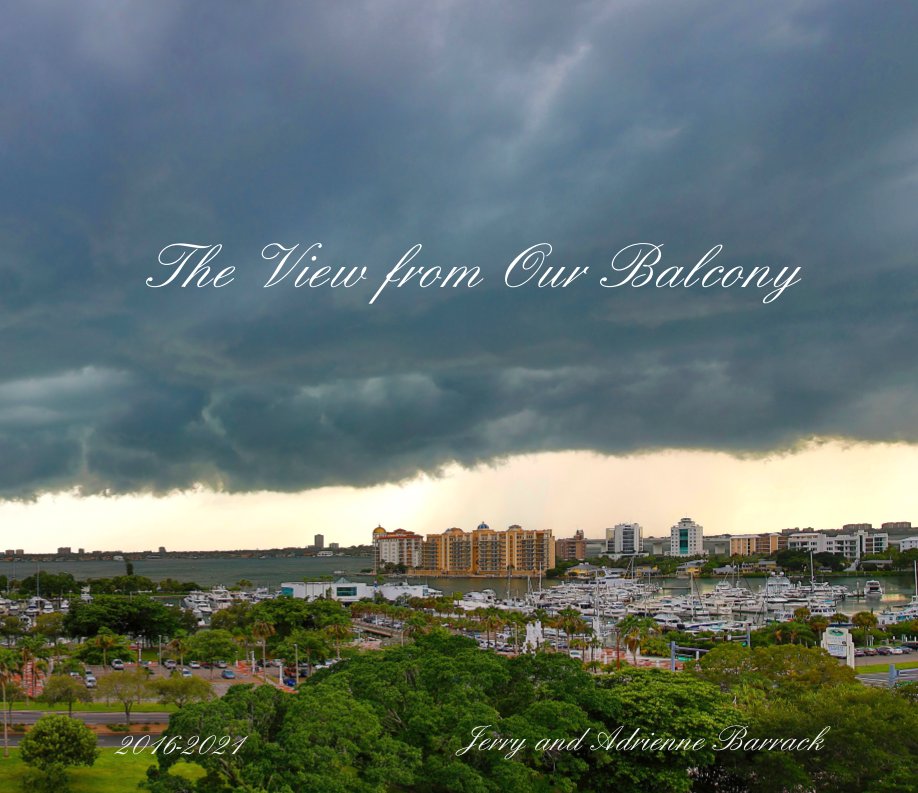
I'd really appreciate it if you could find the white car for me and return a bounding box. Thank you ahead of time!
[188,661,201,668]
[181,668,193,677]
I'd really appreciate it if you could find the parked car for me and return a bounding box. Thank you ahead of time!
[283,676,297,687]
[876,647,893,656]
[110,659,125,670]
[188,660,201,669]
[889,647,904,655]
[221,669,236,679]
[163,659,177,670]
[84,674,97,688]
[854,648,865,657]
[216,660,228,669]
[180,667,193,678]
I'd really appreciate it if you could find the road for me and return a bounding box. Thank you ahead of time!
[853,652,916,668]
[1,732,164,748]
[857,666,918,688]
[7,710,171,725]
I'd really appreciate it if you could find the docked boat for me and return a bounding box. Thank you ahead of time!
[864,580,884,597]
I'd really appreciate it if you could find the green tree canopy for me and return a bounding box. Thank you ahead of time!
[96,669,151,726]
[186,629,239,677]
[64,596,180,642]
[19,713,98,793]
[40,674,93,717]
[150,674,214,709]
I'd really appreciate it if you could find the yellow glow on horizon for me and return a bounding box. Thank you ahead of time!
[2,439,917,552]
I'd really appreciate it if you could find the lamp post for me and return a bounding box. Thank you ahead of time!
[294,644,299,679]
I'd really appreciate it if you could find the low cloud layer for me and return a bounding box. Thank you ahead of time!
[2,2,917,497]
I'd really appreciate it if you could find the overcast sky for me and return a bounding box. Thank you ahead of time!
[2,2,917,550]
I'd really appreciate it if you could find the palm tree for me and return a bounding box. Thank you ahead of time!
[403,613,430,639]
[852,611,879,630]
[93,630,122,669]
[809,616,830,640]
[18,636,48,701]
[295,632,330,677]
[556,608,590,657]
[506,613,528,653]
[0,648,22,758]
[251,620,275,678]
[617,616,659,665]
[480,609,505,650]
[324,620,352,660]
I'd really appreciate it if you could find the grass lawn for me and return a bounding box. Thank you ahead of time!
[858,659,918,674]
[0,749,206,791]
[0,749,154,792]
[7,702,178,713]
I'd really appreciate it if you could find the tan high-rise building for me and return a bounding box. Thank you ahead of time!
[505,524,555,574]
[421,527,474,574]
[473,524,508,574]
[390,522,553,576]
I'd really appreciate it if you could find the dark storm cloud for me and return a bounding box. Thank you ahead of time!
[1,1,917,497]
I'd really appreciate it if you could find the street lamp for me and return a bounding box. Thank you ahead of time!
[294,643,299,679]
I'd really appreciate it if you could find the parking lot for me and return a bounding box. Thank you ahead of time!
[81,659,264,696]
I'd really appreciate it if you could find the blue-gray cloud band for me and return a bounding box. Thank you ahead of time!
[1,1,916,497]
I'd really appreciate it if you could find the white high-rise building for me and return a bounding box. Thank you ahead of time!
[372,526,423,570]
[606,523,643,555]
[670,517,704,556]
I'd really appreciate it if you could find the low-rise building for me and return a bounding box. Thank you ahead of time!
[703,534,731,556]
[728,533,787,556]
[786,529,888,560]
[280,579,373,602]
[643,537,669,556]
[280,579,440,603]
[555,530,587,562]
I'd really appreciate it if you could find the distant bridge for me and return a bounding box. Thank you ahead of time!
[354,620,400,638]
